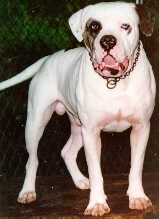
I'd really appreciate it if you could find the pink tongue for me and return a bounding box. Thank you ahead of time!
[103,55,116,66]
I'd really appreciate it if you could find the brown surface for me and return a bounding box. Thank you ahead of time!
[0,173,159,218]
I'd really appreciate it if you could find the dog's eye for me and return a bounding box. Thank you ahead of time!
[89,21,101,37]
[121,23,130,30]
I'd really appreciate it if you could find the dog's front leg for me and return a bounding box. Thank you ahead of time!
[82,127,110,216]
[127,122,152,210]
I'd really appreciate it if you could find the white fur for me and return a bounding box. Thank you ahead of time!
[0,2,155,216]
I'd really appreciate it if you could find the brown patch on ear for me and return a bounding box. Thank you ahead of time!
[136,4,155,36]
[83,28,94,52]
[83,20,95,53]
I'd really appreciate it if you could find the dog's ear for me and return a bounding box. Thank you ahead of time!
[136,4,155,36]
[69,5,92,42]
[69,9,84,42]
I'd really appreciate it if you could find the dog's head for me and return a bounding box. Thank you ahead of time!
[69,2,155,78]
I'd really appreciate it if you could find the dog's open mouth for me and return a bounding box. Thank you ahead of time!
[92,55,129,77]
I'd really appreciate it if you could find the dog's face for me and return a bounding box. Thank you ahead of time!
[69,2,155,78]
[82,6,138,77]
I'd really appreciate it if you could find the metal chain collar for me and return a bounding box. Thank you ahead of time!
[91,41,141,89]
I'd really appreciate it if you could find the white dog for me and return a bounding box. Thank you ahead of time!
[0,2,155,216]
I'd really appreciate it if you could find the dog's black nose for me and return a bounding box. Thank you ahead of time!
[100,35,116,51]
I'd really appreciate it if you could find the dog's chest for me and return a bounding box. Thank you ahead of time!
[99,103,137,132]
[80,88,146,132]
[102,109,134,132]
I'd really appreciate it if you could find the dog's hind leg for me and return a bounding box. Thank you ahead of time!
[17,77,58,203]
[61,113,90,190]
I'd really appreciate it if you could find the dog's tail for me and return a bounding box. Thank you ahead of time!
[0,56,49,91]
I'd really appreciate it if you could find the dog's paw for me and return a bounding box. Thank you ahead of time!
[84,203,110,216]
[17,191,36,204]
[129,197,152,210]
[75,177,90,190]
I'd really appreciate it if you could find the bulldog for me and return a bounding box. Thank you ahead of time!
[0,1,156,216]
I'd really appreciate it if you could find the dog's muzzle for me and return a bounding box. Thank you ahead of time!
[91,35,129,77]
[92,56,129,76]
[90,41,140,89]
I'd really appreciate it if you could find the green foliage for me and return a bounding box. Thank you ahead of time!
[0,0,73,54]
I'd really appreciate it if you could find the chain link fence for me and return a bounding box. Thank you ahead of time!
[0,0,159,181]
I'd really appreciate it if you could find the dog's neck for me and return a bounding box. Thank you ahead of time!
[89,41,141,89]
